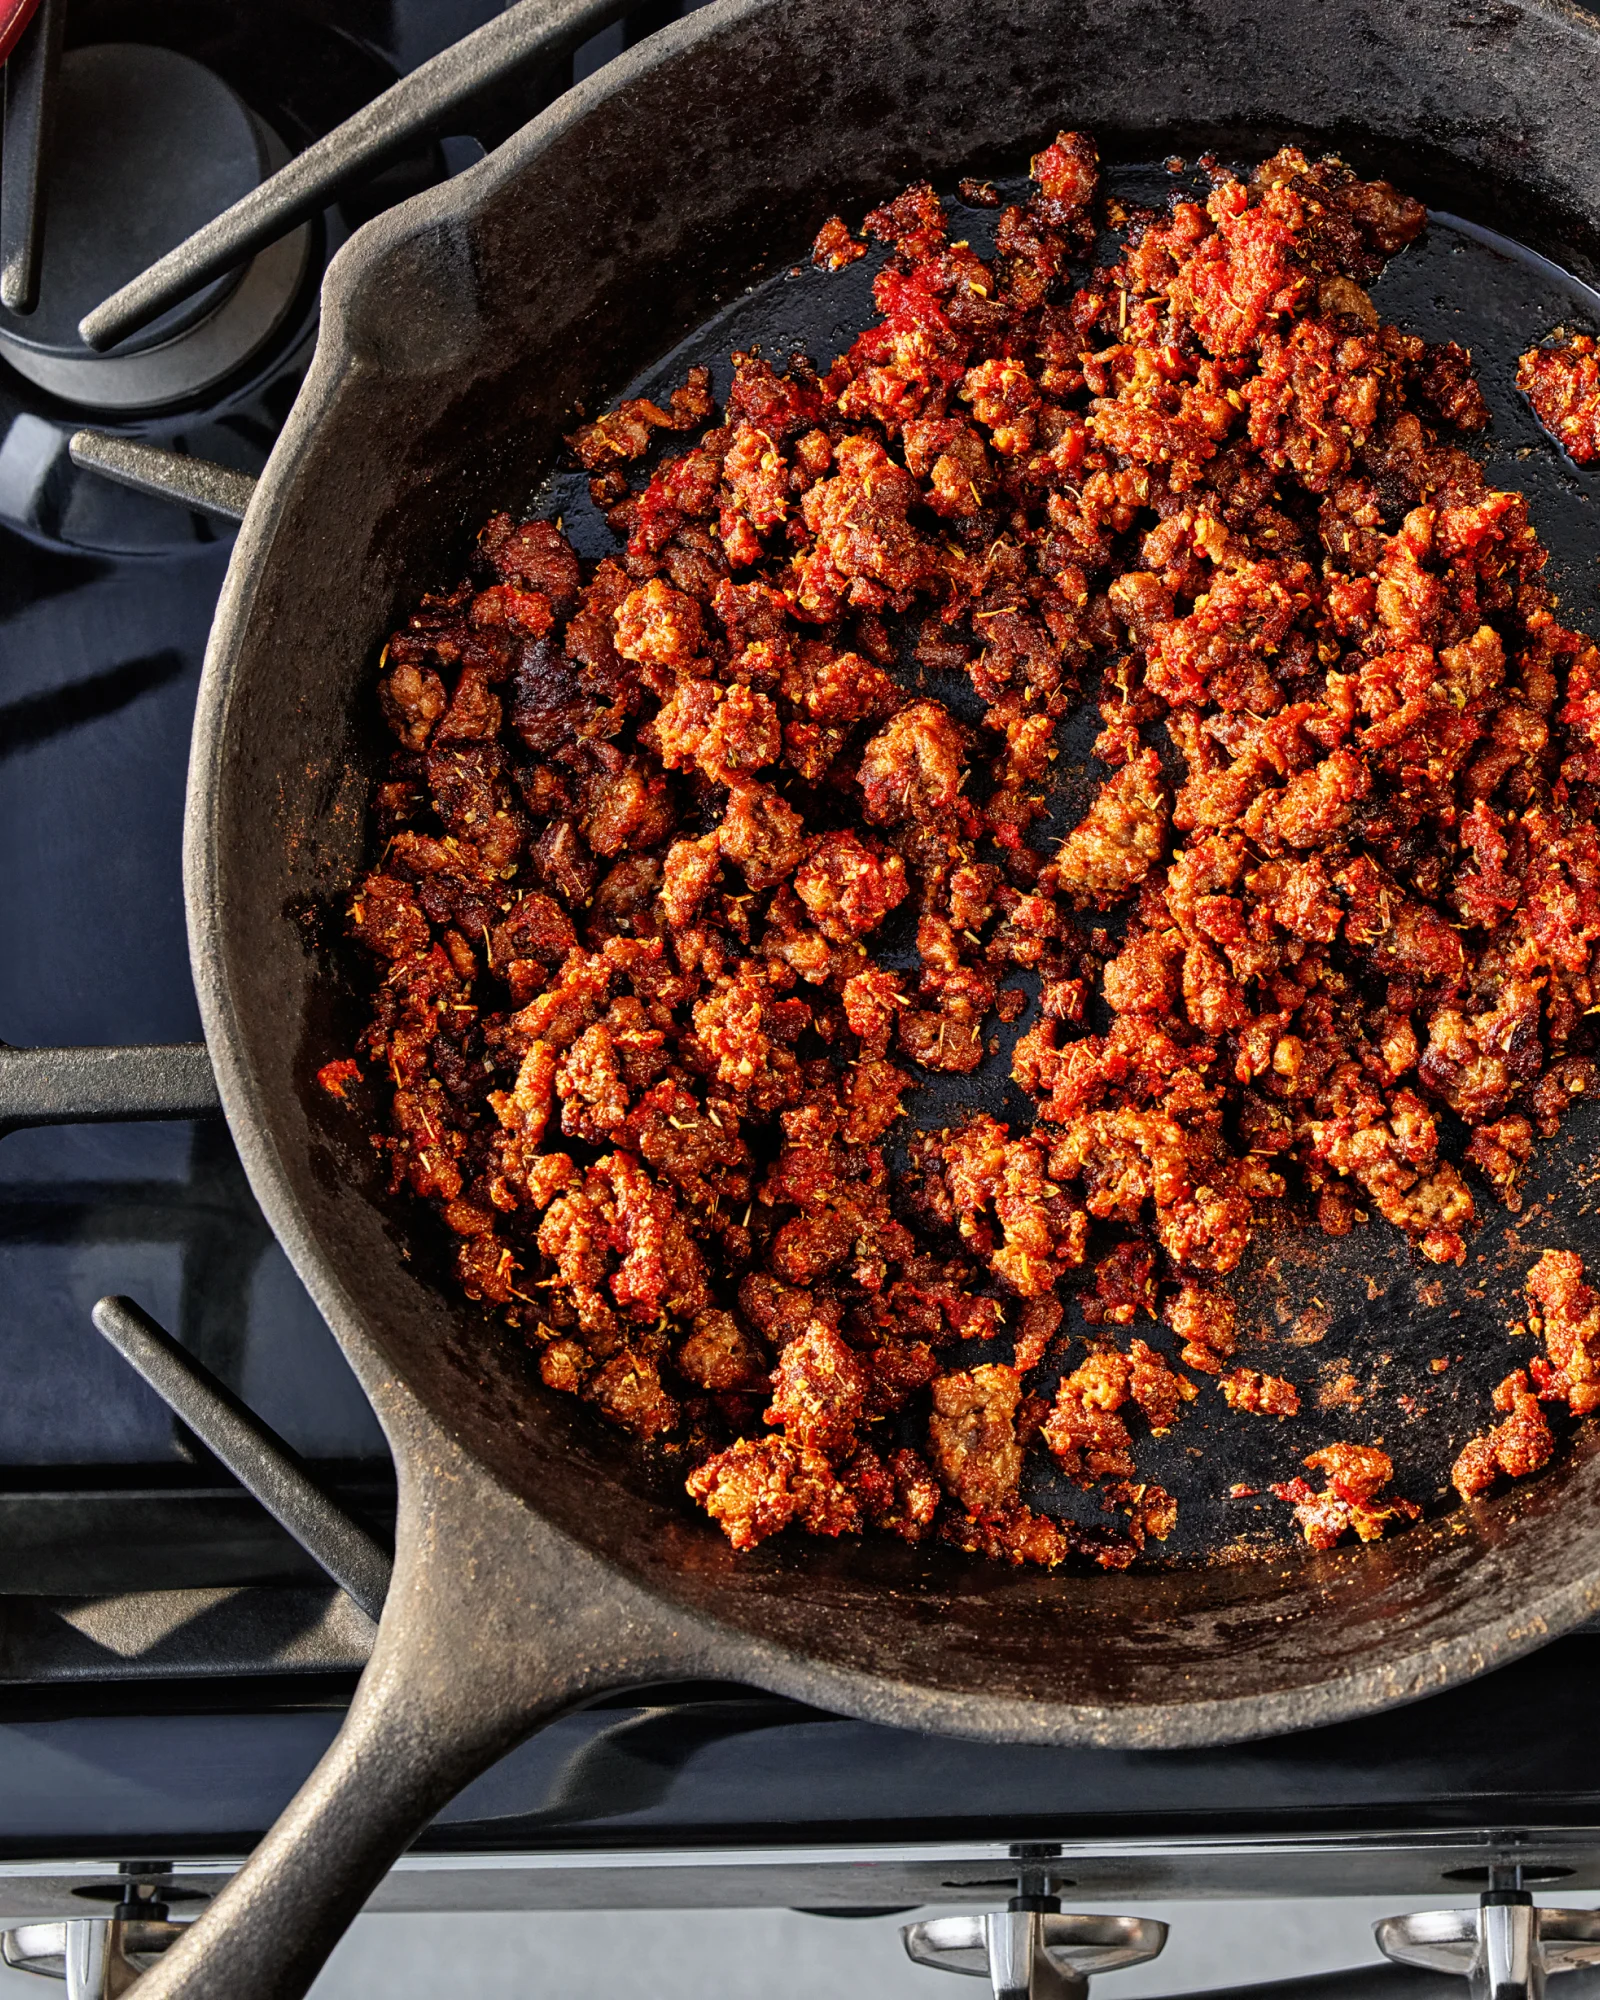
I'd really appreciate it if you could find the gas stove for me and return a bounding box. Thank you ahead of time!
[7,4,1600,1997]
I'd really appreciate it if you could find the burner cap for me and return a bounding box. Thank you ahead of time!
[0,44,266,356]
[0,43,311,410]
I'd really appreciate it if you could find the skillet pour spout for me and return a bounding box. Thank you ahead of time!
[160,0,1600,1991]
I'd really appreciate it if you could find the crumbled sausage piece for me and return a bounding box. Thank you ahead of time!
[318,1058,361,1104]
[812,215,866,271]
[1085,1240,1158,1325]
[1042,1366,1135,1485]
[843,1057,912,1145]
[1127,1337,1199,1432]
[660,834,722,929]
[555,1022,630,1143]
[482,515,583,605]
[1014,1295,1064,1373]
[1272,1442,1419,1548]
[927,1364,1023,1512]
[858,703,966,826]
[1166,1283,1238,1374]
[381,661,448,749]
[795,831,909,941]
[1220,1368,1300,1416]
[1518,336,1600,463]
[1103,1479,1178,1548]
[587,1349,680,1439]
[566,370,712,470]
[1527,1249,1600,1415]
[1452,1368,1555,1499]
[688,1436,862,1549]
[614,578,707,679]
[942,1503,1069,1568]
[868,1446,942,1542]
[718,782,806,890]
[678,1310,770,1393]
[1465,1115,1535,1212]
[766,1320,870,1455]
[1049,750,1168,908]
[1304,1441,1393,1503]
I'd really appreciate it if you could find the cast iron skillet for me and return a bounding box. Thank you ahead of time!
[141,0,1600,1992]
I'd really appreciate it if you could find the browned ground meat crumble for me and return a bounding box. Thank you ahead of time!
[1518,335,1600,464]
[1449,1247,1600,1500]
[326,133,1600,1568]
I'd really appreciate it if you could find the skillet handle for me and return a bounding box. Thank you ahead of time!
[128,1420,705,2000]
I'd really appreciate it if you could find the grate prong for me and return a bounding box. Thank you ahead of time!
[0,1041,219,1138]
[92,1296,394,1622]
[68,431,258,522]
[0,0,64,315]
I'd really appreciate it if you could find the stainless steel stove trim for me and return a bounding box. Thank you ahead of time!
[360,1835,1600,1912]
[0,1832,1597,1920]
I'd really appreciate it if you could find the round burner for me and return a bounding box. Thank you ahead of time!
[0,44,311,411]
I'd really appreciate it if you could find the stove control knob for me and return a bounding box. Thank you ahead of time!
[904,1907,1167,2000]
[1,1917,188,1999]
[1377,1896,1600,2000]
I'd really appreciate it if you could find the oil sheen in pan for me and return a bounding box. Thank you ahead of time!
[531,159,1600,1566]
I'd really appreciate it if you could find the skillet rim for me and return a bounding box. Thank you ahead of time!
[184,0,1600,1749]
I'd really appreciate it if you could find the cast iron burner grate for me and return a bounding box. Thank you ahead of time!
[0,0,706,1680]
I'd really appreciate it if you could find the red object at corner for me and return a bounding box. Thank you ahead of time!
[0,0,40,67]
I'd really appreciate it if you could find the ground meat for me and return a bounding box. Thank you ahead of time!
[1272,1443,1420,1548]
[719,781,807,892]
[336,135,1600,1573]
[1103,1480,1179,1550]
[687,1436,862,1549]
[1518,336,1600,463]
[677,1309,770,1393]
[927,1363,1023,1512]
[766,1320,870,1454]
[1220,1368,1300,1417]
[586,1349,679,1439]
[1049,750,1168,908]
[566,368,713,470]
[1452,1368,1555,1499]
[942,1502,1070,1568]
[1526,1248,1600,1414]
[812,214,866,271]
[1304,1442,1394,1503]
[858,703,966,826]
[1041,1352,1137,1483]
[795,831,909,941]
[1464,1114,1535,1213]
[1166,1283,1238,1373]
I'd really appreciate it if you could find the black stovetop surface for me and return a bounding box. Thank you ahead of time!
[5,0,1600,1866]
[2,1639,1600,1861]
